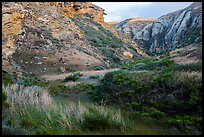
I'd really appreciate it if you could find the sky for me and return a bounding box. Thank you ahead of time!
[92,2,193,22]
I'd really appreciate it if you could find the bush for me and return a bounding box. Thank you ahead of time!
[121,57,164,71]
[112,73,130,84]
[177,76,201,111]
[18,76,48,87]
[64,75,80,82]
[103,70,130,83]
[160,58,174,67]
[82,110,112,131]
[2,91,9,108]
[165,115,202,128]
[74,71,83,76]
[72,83,95,94]
[93,66,105,70]
[161,61,202,74]
[21,118,34,128]
[149,107,165,119]
[93,70,153,110]
[81,105,124,131]
[89,75,100,79]
[152,72,173,88]
[2,70,15,86]
[48,81,69,94]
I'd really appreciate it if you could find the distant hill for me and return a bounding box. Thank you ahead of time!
[2,2,145,76]
[114,2,202,54]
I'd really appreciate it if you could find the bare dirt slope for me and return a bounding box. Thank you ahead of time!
[170,43,202,64]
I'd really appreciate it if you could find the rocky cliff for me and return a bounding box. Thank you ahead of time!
[2,2,144,76]
[115,2,202,53]
[113,18,156,39]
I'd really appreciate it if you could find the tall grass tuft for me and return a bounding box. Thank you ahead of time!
[3,84,125,134]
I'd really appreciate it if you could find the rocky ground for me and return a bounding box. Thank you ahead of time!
[2,2,144,77]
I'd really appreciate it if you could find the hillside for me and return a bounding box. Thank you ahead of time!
[2,2,202,135]
[2,2,144,76]
[114,2,202,54]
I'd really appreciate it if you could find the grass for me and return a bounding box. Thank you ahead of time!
[3,84,125,135]
[3,83,189,135]
[2,70,16,86]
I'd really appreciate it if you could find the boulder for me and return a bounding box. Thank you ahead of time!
[122,51,133,59]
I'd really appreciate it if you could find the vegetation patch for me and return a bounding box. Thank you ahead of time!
[89,75,100,79]
[2,70,16,86]
[72,83,96,94]
[178,27,202,47]
[63,75,80,82]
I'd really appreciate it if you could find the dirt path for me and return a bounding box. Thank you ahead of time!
[42,68,119,86]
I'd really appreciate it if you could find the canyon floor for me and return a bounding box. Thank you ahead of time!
[42,68,119,86]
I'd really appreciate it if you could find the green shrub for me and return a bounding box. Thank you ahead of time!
[81,106,123,131]
[48,82,69,94]
[161,61,202,74]
[152,71,173,88]
[82,110,112,131]
[165,115,202,127]
[74,71,83,77]
[72,83,95,94]
[102,70,130,84]
[2,70,15,86]
[64,75,80,82]
[112,73,130,84]
[21,118,34,128]
[121,57,164,71]
[2,91,7,104]
[130,101,141,110]
[160,58,174,67]
[35,128,50,135]
[149,107,165,119]
[18,76,48,87]
[89,75,100,79]
[65,68,77,72]
[94,70,152,110]
[93,66,104,70]
[179,77,201,111]
[2,91,9,108]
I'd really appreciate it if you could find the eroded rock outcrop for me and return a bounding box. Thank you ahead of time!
[136,2,202,53]
[2,2,144,76]
[113,18,156,39]
[114,2,202,54]
[49,2,106,24]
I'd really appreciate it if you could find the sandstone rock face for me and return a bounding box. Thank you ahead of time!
[48,2,106,24]
[2,2,144,76]
[136,2,202,53]
[122,51,133,59]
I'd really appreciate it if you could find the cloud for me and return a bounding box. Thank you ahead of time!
[138,2,193,18]
[92,2,193,22]
[93,2,153,22]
